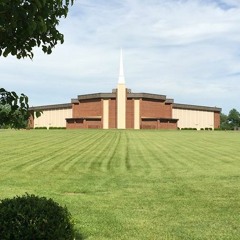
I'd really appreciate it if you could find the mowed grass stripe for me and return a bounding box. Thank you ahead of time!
[176,132,240,172]
[133,131,194,171]
[86,131,119,171]
[134,131,175,171]
[48,131,111,171]
[1,130,240,239]
[124,131,153,174]
[145,131,239,172]
[63,131,117,171]
[1,130,104,171]
[96,131,130,173]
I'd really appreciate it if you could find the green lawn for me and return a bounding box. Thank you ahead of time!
[1,129,240,239]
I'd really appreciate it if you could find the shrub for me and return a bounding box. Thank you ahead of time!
[181,128,197,130]
[49,127,66,129]
[34,127,47,129]
[0,193,76,240]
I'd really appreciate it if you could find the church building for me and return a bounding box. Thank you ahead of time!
[29,50,221,130]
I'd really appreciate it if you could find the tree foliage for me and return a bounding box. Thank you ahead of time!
[0,1,74,128]
[220,113,230,130]
[0,0,74,59]
[220,108,240,130]
[228,108,240,129]
[0,88,30,129]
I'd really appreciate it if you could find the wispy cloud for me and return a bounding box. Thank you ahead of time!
[1,0,240,113]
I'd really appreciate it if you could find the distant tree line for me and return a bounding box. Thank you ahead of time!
[220,108,240,130]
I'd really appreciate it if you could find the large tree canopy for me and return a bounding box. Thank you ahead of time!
[0,1,74,128]
[0,0,74,59]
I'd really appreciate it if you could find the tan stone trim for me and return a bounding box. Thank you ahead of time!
[134,99,140,129]
[103,100,109,129]
[117,84,126,129]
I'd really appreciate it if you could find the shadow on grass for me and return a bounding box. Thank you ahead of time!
[75,231,86,240]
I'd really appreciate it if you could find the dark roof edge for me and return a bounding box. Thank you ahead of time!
[142,117,178,122]
[166,99,174,104]
[77,92,167,101]
[29,103,72,111]
[173,103,221,112]
[78,93,115,100]
[71,98,78,103]
[127,93,166,100]
[66,116,102,120]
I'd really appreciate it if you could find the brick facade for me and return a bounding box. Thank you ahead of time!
[66,119,102,129]
[109,99,117,129]
[30,89,221,130]
[67,98,103,129]
[126,99,134,129]
[140,99,172,118]
[214,112,220,129]
[141,119,178,130]
[73,99,102,117]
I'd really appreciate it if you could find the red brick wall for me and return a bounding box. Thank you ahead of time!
[165,103,173,118]
[72,99,102,118]
[66,119,84,129]
[72,103,79,118]
[140,99,172,118]
[141,120,157,129]
[141,119,177,129]
[126,99,134,129]
[214,112,220,129]
[159,120,177,129]
[109,99,116,129]
[86,120,102,129]
[66,119,101,129]
[69,99,103,129]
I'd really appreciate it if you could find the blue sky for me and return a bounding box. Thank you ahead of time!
[1,0,240,114]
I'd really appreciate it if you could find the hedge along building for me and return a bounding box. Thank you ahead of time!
[29,50,221,130]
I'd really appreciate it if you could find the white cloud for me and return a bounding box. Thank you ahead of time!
[1,0,240,113]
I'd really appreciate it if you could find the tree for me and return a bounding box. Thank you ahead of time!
[228,108,240,129]
[0,0,74,128]
[220,109,240,130]
[220,112,230,130]
[0,88,31,129]
[0,0,74,59]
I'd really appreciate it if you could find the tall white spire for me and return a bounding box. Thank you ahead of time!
[117,48,126,129]
[118,48,125,84]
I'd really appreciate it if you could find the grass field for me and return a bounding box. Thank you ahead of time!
[1,129,240,239]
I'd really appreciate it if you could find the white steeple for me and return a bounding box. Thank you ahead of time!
[117,48,126,129]
[118,48,125,84]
